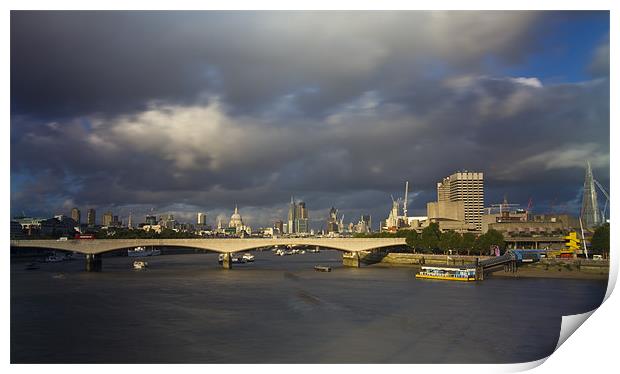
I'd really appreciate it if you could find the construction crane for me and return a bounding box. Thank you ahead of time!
[593,179,610,222]
[489,196,520,214]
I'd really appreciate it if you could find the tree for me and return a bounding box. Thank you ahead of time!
[418,223,441,253]
[404,230,419,250]
[474,229,505,255]
[439,230,462,254]
[590,223,610,255]
[461,232,476,255]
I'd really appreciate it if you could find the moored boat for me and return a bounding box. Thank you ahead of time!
[128,247,161,257]
[314,265,331,272]
[242,253,255,262]
[45,253,64,263]
[133,260,148,270]
[415,266,476,281]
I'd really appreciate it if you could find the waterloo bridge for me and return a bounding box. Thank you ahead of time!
[10,237,407,271]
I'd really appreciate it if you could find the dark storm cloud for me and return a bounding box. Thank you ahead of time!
[12,11,542,119]
[10,11,609,228]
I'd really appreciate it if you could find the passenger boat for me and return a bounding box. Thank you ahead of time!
[415,266,476,281]
[314,265,332,272]
[242,253,255,262]
[133,260,148,270]
[128,247,161,257]
[45,253,65,263]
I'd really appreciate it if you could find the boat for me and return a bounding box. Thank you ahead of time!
[128,247,161,257]
[415,266,476,282]
[231,255,246,264]
[45,254,64,263]
[218,253,225,264]
[314,265,332,272]
[309,248,320,253]
[242,253,255,262]
[133,260,148,270]
[25,262,40,270]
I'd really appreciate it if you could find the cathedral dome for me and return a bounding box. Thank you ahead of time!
[228,205,243,228]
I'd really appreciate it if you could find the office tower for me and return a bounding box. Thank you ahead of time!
[296,201,309,233]
[362,215,372,232]
[581,161,601,228]
[197,212,207,225]
[87,208,96,227]
[112,215,119,227]
[71,207,81,224]
[274,220,284,234]
[288,197,296,234]
[128,212,133,229]
[327,207,339,233]
[145,214,157,225]
[437,171,484,231]
[102,212,113,227]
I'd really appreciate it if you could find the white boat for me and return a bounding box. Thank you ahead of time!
[45,254,64,263]
[314,265,331,272]
[128,247,161,257]
[231,255,246,263]
[242,253,255,262]
[133,260,148,270]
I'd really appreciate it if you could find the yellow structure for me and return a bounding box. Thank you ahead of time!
[564,232,581,251]
[547,232,581,258]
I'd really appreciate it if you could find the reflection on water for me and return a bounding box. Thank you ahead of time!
[11,250,606,363]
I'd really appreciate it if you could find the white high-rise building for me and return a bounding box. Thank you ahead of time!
[197,212,207,225]
[436,171,484,231]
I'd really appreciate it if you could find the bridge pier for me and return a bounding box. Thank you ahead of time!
[221,253,232,269]
[85,253,102,272]
[342,252,360,268]
[474,258,484,280]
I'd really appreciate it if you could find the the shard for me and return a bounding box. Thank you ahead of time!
[581,161,601,228]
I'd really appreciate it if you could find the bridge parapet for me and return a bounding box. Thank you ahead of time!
[10,237,407,255]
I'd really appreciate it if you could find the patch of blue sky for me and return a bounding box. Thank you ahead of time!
[489,12,609,84]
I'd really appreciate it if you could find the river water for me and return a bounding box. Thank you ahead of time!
[11,250,607,363]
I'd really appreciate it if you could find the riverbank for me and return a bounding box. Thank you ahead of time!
[363,252,610,281]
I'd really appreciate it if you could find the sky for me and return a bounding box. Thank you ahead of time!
[10,11,610,230]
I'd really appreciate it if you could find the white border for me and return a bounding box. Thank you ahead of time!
[3,2,617,374]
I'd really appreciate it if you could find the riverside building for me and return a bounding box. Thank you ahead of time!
[435,171,484,231]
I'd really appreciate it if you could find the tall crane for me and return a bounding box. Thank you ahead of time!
[593,179,610,222]
[489,196,519,214]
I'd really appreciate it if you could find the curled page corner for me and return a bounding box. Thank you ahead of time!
[555,309,597,351]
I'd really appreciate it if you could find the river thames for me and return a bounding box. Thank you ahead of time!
[11,250,607,363]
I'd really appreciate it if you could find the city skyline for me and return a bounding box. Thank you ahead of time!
[11,11,609,229]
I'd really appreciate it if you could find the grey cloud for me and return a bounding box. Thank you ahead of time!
[12,11,543,119]
[11,11,609,228]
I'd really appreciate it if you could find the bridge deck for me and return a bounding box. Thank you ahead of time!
[10,237,407,255]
